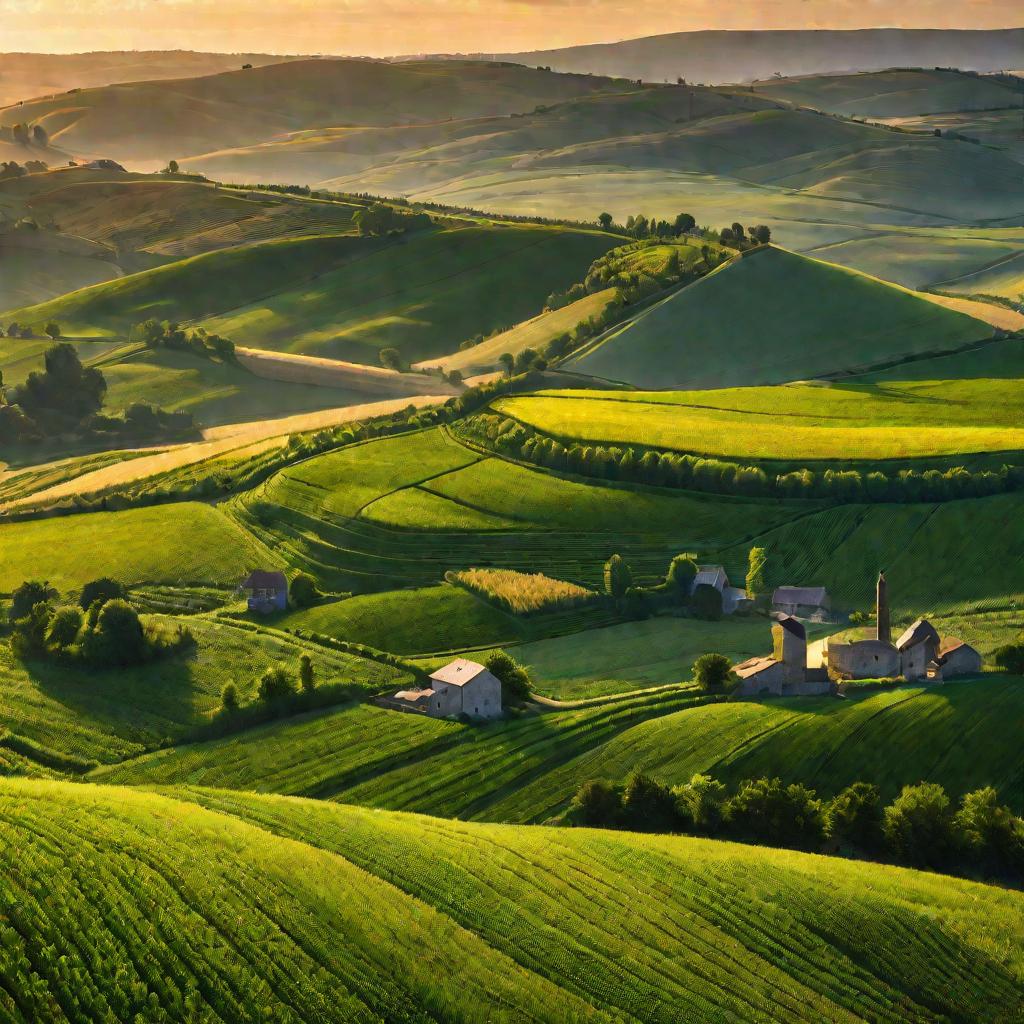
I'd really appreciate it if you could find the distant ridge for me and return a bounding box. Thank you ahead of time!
[464,28,1024,85]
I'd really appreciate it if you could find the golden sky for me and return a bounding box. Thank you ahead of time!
[3,0,1021,55]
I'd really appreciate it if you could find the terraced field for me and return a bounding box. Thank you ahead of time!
[494,376,1024,462]
[5,780,1022,1023]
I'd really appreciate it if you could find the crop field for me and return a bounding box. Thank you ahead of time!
[418,287,618,375]
[494,376,1024,461]
[0,616,408,766]
[565,247,990,389]
[944,249,1024,303]
[450,567,594,615]
[0,502,271,594]
[0,449,152,506]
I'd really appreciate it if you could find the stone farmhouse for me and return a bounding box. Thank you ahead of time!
[825,572,981,682]
[391,658,502,720]
[772,586,831,620]
[733,616,832,697]
[242,570,288,614]
[692,565,749,615]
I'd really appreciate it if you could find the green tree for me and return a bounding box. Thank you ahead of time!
[10,602,53,659]
[78,577,126,611]
[166,159,179,174]
[993,643,1024,675]
[689,583,723,621]
[379,347,403,372]
[954,787,1023,875]
[745,546,768,599]
[83,599,146,666]
[573,779,621,825]
[602,553,632,600]
[622,771,676,831]
[666,554,698,601]
[749,224,771,244]
[726,777,825,850]
[485,649,531,703]
[44,321,60,340]
[298,653,315,693]
[498,352,515,377]
[883,782,956,868]
[45,605,82,649]
[290,571,321,609]
[825,782,883,851]
[597,212,614,230]
[692,652,733,691]
[674,774,727,833]
[9,580,57,621]
[673,213,695,235]
[220,682,240,712]
[258,664,297,703]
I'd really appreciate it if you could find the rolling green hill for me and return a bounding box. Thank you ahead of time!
[4,224,619,366]
[4,779,1022,1023]
[566,247,991,389]
[0,58,631,165]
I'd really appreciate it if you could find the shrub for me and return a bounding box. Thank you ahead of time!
[78,577,126,611]
[9,580,57,621]
[485,650,531,703]
[603,553,632,600]
[954,786,1024,875]
[257,664,297,703]
[745,547,768,599]
[220,682,240,712]
[692,653,733,691]
[674,774,727,833]
[290,572,321,609]
[726,777,825,850]
[10,602,53,659]
[573,779,621,826]
[299,653,316,693]
[825,782,883,851]
[45,605,83,649]
[689,584,723,621]
[883,782,957,869]
[622,772,677,831]
[84,599,146,666]
[993,644,1024,675]
[665,554,698,601]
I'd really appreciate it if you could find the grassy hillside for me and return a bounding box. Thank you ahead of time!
[0,502,269,594]
[3,781,1021,1023]
[0,58,631,164]
[99,674,1024,824]
[566,247,991,389]
[755,68,1024,117]
[494,375,1024,462]
[5,225,619,366]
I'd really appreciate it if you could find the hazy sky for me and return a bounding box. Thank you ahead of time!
[3,0,1021,55]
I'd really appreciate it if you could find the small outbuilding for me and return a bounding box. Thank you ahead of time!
[242,570,288,614]
[772,586,831,620]
[691,565,749,615]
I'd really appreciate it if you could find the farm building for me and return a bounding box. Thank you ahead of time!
[242,570,288,614]
[733,615,832,697]
[772,586,831,620]
[824,572,981,682]
[390,659,503,720]
[692,565,749,615]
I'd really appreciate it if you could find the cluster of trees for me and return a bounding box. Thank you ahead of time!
[353,203,431,237]
[4,123,48,147]
[455,412,1024,505]
[220,651,319,714]
[720,222,771,247]
[572,771,1024,880]
[5,319,60,340]
[596,211,699,239]
[5,577,191,669]
[130,319,235,362]
[603,552,725,621]
[0,342,194,444]
[484,650,532,703]
[0,159,48,180]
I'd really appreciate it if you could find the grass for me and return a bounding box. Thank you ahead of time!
[494,375,1024,461]
[450,567,593,614]
[566,247,992,389]
[417,287,618,375]
[0,502,271,595]
[0,616,409,765]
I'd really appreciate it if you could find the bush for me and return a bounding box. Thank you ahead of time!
[220,682,240,712]
[692,653,733,691]
[573,779,621,826]
[10,602,53,659]
[78,577,126,611]
[954,786,1024,875]
[299,653,316,693]
[726,777,825,850]
[45,606,82,649]
[485,650,531,703]
[674,774,727,833]
[622,771,677,831]
[993,643,1024,675]
[689,583,723,621]
[258,664,297,703]
[666,554,698,601]
[883,782,957,868]
[84,599,146,666]
[9,580,57,621]
[602,553,632,600]
[825,782,883,851]
[290,572,321,609]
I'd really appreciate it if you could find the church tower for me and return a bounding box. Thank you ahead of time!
[876,570,890,644]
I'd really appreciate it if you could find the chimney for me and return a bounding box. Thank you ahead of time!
[876,570,890,645]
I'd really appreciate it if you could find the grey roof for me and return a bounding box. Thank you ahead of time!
[895,619,940,651]
[243,569,287,589]
[429,659,488,687]
[733,656,779,679]
[694,565,729,590]
[775,615,806,640]
[773,586,829,606]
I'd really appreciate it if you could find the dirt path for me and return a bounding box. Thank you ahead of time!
[916,292,1024,331]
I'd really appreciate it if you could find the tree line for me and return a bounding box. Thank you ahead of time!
[130,319,236,362]
[455,412,1023,504]
[571,771,1024,883]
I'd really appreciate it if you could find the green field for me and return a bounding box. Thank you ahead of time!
[494,376,1024,461]
[0,502,270,594]
[0,615,408,764]
[3,781,1020,1023]
[565,247,991,389]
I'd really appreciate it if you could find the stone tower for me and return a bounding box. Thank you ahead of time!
[876,570,890,644]
[772,615,807,685]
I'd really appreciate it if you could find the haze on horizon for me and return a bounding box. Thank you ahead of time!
[3,0,1022,57]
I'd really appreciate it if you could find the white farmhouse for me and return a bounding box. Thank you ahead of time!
[428,659,503,719]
